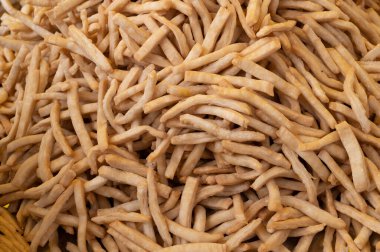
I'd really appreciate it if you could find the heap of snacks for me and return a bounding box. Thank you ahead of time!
[1,0,380,251]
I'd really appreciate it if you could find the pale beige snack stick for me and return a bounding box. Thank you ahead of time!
[189,0,211,34]
[266,99,314,127]
[336,0,380,44]
[258,230,290,252]
[67,82,94,169]
[232,56,299,99]
[134,14,185,62]
[96,80,108,150]
[36,129,54,182]
[246,0,261,26]
[343,68,371,133]
[201,7,230,54]
[136,184,157,242]
[281,196,346,228]
[143,95,180,114]
[144,16,183,65]
[184,71,274,96]
[298,131,339,151]
[6,134,44,153]
[68,25,112,73]
[279,10,340,22]
[336,121,369,192]
[178,176,199,236]
[0,36,34,50]
[73,180,87,252]
[210,86,292,129]
[214,3,236,50]
[167,218,224,243]
[192,105,249,128]
[303,24,339,74]
[222,141,290,168]
[93,186,130,203]
[116,70,157,124]
[155,243,228,252]
[257,20,296,38]
[103,80,128,134]
[171,132,217,145]
[268,216,317,232]
[110,221,162,251]
[277,127,329,181]
[213,38,278,75]
[181,23,195,49]
[251,167,294,190]
[232,194,247,223]
[1,0,52,37]
[180,114,265,142]
[330,20,367,57]
[278,0,323,11]
[147,127,181,162]
[225,218,262,250]
[147,168,172,245]
[109,126,166,145]
[286,69,337,129]
[266,179,282,212]
[108,227,154,252]
[3,45,29,92]
[288,224,326,237]
[16,46,40,138]
[164,143,185,178]
[30,184,74,252]
[151,13,189,58]
[336,44,380,99]
[335,201,380,234]
[319,150,367,212]
[281,145,317,205]
[173,43,247,74]
[98,166,171,198]
[161,94,252,122]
